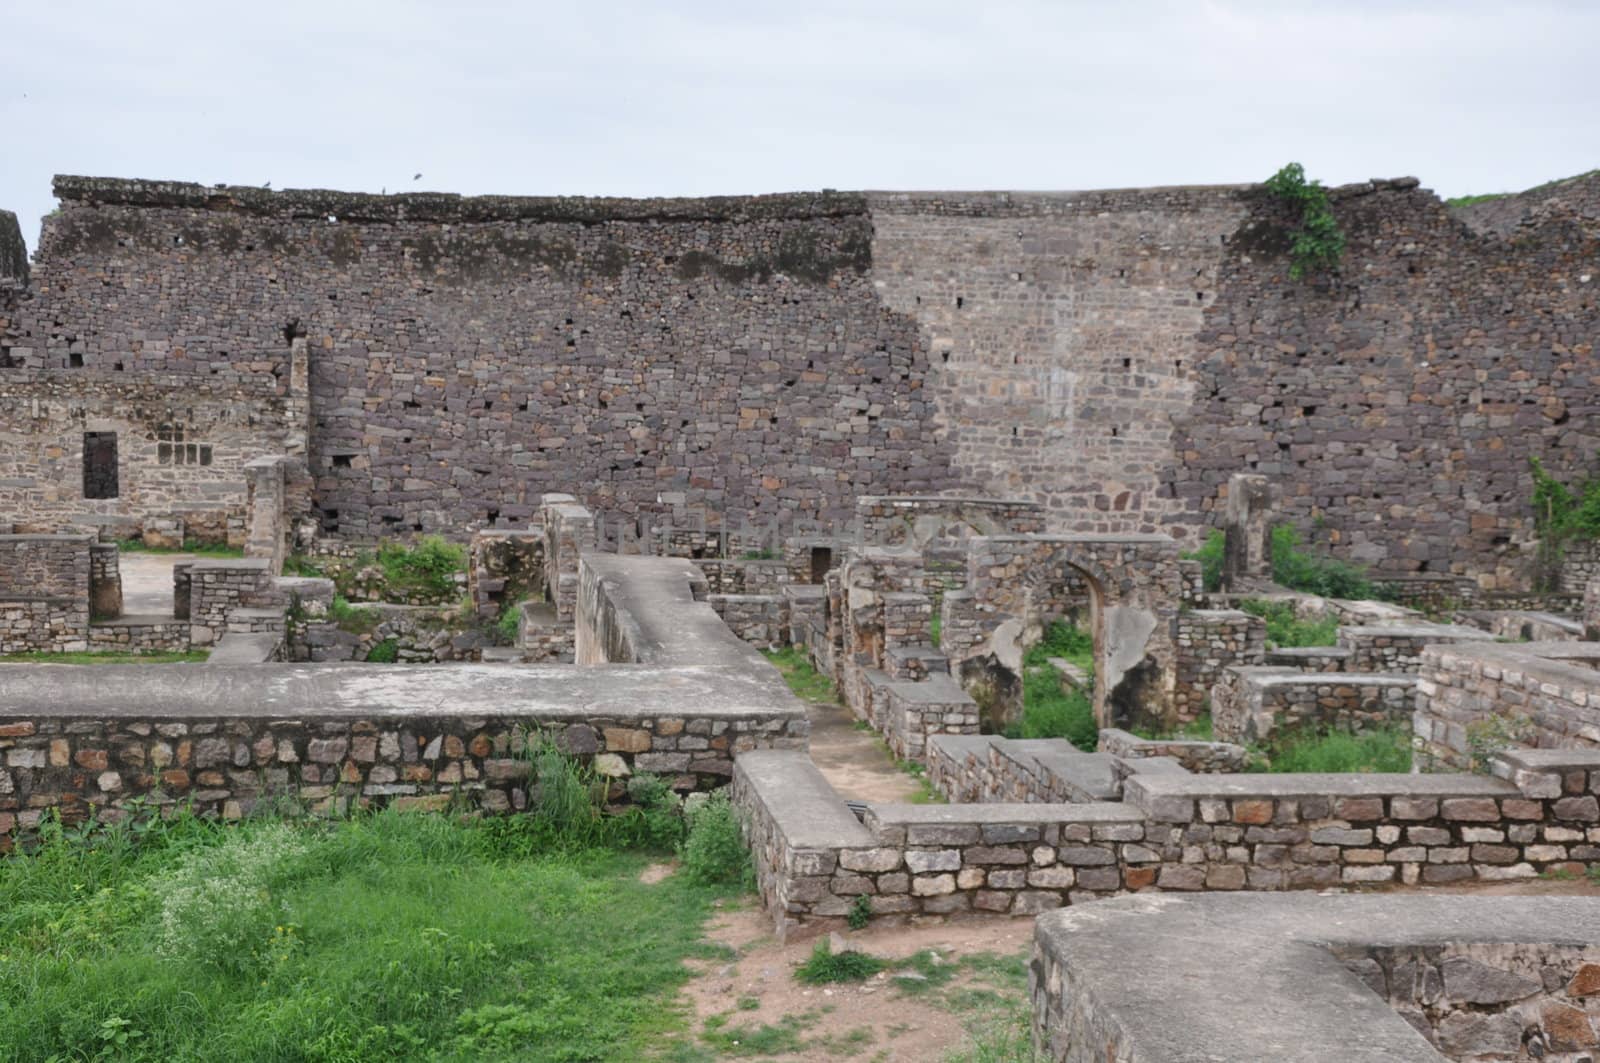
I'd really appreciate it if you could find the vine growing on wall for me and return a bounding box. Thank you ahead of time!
[1263,162,1346,279]
[1529,456,1600,587]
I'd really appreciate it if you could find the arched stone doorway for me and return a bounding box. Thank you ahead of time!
[942,534,1182,733]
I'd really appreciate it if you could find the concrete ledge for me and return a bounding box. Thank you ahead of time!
[0,662,810,721]
[736,749,875,851]
[1032,893,1600,1062]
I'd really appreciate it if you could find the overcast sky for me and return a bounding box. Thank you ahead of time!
[3,0,1596,253]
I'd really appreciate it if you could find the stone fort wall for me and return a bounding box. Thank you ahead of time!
[2,173,1596,583]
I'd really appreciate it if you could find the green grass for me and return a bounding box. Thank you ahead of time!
[1237,598,1339,649]
[1269,525,1374,600]
[329,595,381,635]
[794,940,887,984]
[375,536,467,600]
[762,647,837,703]
[364,638,399,663]
[1185,528,1225,593]
[1253,726,1413,774]
[1011,621,1097,750]
[0,809,735,1062]
[1132,714,1215,741]
[116,538,244,558]
[0,649,209,665]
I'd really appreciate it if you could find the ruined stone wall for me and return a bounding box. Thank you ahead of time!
[8,173,1597,584]
[0,535,91,652]
[14,178,960,538]
[0,369,290,540]
[867,190,1246,536]
[1171,175,1600,586]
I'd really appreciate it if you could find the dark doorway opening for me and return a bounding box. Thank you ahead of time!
[809,547,832,584]
[83,432,119,499]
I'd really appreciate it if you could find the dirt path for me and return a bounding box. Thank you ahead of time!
[672,900,1033,1062]
[804,697,927,805]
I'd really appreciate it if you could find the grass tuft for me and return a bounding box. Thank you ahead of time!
[794,940,886,984]
[0,649,209,665]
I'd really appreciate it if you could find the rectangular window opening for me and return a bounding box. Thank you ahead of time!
[83,432,119,499]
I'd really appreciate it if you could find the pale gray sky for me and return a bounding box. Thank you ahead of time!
[4,0,1596,253]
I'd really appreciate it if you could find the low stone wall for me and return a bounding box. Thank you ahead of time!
[1368,572,1481,612]
[1263,645,1352,672]
[708,593,788,649]
[0,661,809,847]
[882,676,979,762]
[188,559,277,646]
[88,618,191,652]
[294,605,490,663]
[736,744,1600,931]
[1172,608,1265,721]
[0,534,92,653]
[1336,622,1497,674]
[1097,728,1248,773]
[1211,666,1416,744]
[1123,765,1591,889]
[1416,641,1600,771]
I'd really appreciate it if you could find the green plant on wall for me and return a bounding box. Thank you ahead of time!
[1264,162,1346,279]
[1529,455,1600,587]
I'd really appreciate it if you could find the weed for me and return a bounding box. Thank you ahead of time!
[1253,727,1413,774]
[364,638,399,663]
[376,535,466,599]
[847,894,873,930]
[1237,598,1339,648]
[1466,713,1537,773]
[740,548,779,561]
[1186,528,1225,592]
[795,940,887,984]
[680,791,752,887]
[494,598,526,644]
[1268,525,1374,599]
[329,595,381,635]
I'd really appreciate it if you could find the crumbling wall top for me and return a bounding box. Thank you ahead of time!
[51,175,870,225]
[0,209,26,283]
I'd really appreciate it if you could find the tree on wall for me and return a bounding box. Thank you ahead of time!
[1264,163,1346,279]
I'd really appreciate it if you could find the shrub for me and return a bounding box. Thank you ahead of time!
[679,790,751,887]
[329,596,380,635]
[1269,525,1374,599]
[1263,162,1346,279]
[1186,529,1225,592]
[1015,620,1098,751]
[794,940,886,984]
[364,638,399,663]
[846,894,872,931]
[376,535,466,599]
[494,599,524,646]
[1529,456,1600,586]
[1237,599,1339,649]
[150,824,314,977]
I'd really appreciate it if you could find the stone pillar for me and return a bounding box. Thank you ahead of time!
[1222,473,1274,591]
[243,456,289,575]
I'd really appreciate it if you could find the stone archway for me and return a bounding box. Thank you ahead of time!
[946,534,1182,732]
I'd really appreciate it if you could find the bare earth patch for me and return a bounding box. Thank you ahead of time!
[640,861,678,885]
[669,905,1033,1061]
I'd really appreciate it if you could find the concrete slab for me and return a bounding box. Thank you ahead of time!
[1033,893,1600,1062]
[0,662,809,722]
